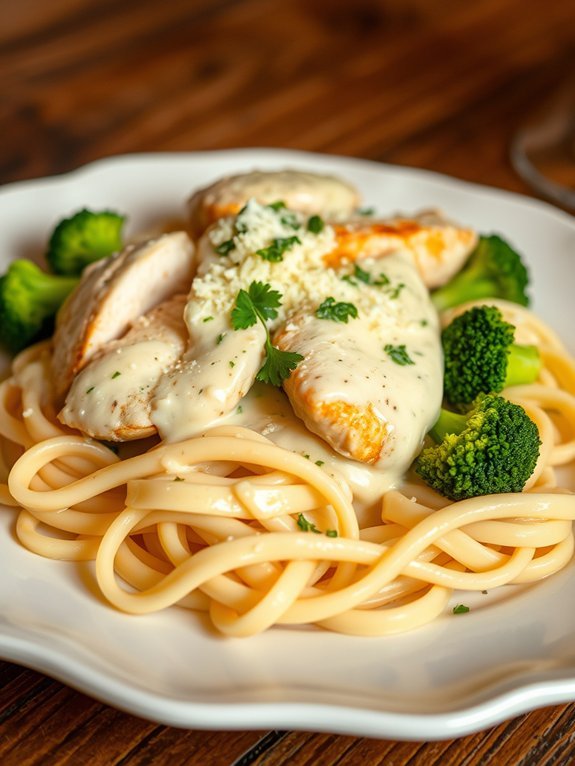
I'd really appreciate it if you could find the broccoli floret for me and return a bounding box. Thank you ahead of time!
[0,260,79,352]
[46,208,125,276]
[442,305,541,407]
[415,393,540,500]
[431,235,530,312]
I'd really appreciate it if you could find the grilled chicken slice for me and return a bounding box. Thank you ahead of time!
[51,231,195,398]
[58,295,188,441]
[273,251,443,472]
[187,169,361,237]
[328,210,477,289]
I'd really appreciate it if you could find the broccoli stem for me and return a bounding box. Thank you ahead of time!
[429,409,466,442]
[505,343,540,387]
[431,273,496,313]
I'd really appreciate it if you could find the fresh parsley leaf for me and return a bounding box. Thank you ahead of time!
[307,215,325,234]
[256,338,303,386]
[296,513,321,533]
[231,282,303,386]
[315,297,358,323]
[326,529,338,538]
[453,604,470,614]
[215,239,235,256]
[267,200,286,211]
[86,386,94,394]
[111,370,121,379]
[231,289,259,329]
[357,206,375,216]
[202,316,214,322]
[216,332,226,345]
[256,236,301,262]
[384,344,415,366]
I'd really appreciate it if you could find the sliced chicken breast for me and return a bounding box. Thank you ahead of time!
[273,251,443,471]
[187,169,361,237]
[59,295,188,441]
[328,210,477,289]
[51,231,195,398]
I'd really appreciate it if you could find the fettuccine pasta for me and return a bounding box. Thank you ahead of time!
[1,298,574,637]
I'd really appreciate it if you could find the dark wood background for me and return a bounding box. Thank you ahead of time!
[2,0,575,763]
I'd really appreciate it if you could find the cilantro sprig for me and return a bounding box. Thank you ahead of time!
[231,281,303,386]
[315,297,358,323]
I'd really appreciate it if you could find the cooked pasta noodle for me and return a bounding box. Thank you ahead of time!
[1,303,574,637]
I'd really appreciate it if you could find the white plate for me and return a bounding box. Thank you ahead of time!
[1,149,574,741]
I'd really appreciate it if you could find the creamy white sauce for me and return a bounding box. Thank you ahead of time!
[60,341,176,439]
[151,318,265,440]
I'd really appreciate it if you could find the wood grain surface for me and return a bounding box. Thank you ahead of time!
[2,0,575,763]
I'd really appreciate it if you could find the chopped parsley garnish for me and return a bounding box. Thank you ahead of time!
[111,371,121,379]
[237,405,243,414]
[315,297,358,323]
[296,513,321,533]
[357,206,375,216]
[86,386,95,394]
[231,281,303,386]
[256,236,301,262]
[297,513,338,537]
[215,239,236,256]
[234,204,250,234]
[216,333,226,345]
[342,264,389,287]
[452,604,470,614]
[229,360,235,368]
[203,316,214,322]
[173,476,184,482]
[384,344,415,366]
[387,282,406,299]
[266,201,299,229]
[307,215,325,234]
[315,459,325,466]
[280,211,300,230]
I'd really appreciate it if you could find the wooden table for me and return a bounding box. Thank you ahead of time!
[2,1,575,763]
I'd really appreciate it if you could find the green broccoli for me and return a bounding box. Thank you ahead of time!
[415,393,540,500]
[442,305,541,408]
[0,260,79,352]
[431,235,530,312]
[46,208,125,276]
